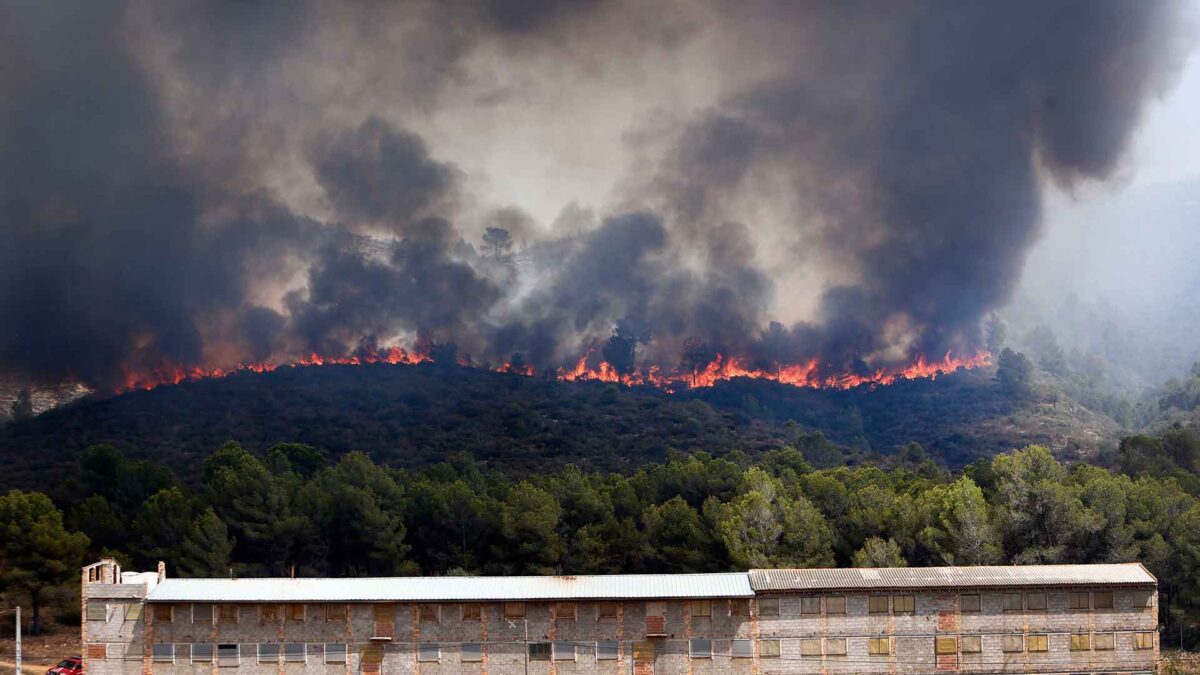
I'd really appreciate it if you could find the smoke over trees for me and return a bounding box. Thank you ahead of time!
[0,0,1193,392]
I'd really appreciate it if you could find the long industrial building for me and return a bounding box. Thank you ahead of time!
[81,558,1159,675]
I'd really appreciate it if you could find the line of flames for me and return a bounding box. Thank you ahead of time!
[116,347,990,395]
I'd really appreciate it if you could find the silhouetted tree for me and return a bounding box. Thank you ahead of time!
[10,388,33,421]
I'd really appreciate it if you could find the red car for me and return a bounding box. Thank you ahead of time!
[47,657,82,675]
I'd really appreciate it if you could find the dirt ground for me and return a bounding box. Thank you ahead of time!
[0,633,80,675]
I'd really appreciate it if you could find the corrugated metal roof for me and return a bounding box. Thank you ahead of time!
[146,573,753,603]
[748,563,1156,592]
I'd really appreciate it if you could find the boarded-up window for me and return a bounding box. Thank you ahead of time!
[324,644,347,664]
[529,643,551,661]
[893,595,915,614]
[960,636,981,653]
[217,644,239,667]
[799,639,821,656]
[689,639,712,658]
[935,637,957,655]
[556,602,576,620]
[595,641,618,660]
[869,596,889,614]
[417,644,439,662]
[505,602,526,618]
[1132,590,1154,608]
[826,596,847,614]
[1026,592,1046,611]
[691,600,711,617]
[1071,633,1091,651]
[825,638,847,656]
[86,602,107,622]
[324,604,347,621]
[597,602,618,619]
[1003,593,1022,611]
[800,597,821,615]
[758,640,780,658]
[419,604,439,622]
[192,644,213,663]
[632,641,654,662]
[258,644,280,663]
[218,604,238,624]
[86,645,108,660]
[124,604,142,621]
[960,594,980,612]
[730,639,752,658]
[287,604,305,621]
[462,644,483,662]
[462,603,481,620]
[260,605,280,623]
[191,604,212,623]
[284,644,305,662]
[552,642,575,661]
[1095,633,1115,651]
[153,605,173,622]
[1135,632,1154,650]
[1069,592,1090,609]
[758,598,779,616]
[152,644,174,663]
[1093,591,1114,609]
[1027,635,1048,652]
[868,637,890,655]
[1002,635,1024,652]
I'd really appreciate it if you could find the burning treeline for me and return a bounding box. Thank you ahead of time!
[0,2,1192,397]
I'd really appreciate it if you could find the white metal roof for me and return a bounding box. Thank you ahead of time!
[146,573,753,603]
[748,563,1157,592]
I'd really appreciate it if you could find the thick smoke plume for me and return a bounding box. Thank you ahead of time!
[0,0,1192,393]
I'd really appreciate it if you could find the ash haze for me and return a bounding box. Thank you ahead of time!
[0,0,1196,398]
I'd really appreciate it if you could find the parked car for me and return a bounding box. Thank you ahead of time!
[47,657,82,675]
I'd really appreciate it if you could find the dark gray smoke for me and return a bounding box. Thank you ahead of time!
[0,0,1192,392]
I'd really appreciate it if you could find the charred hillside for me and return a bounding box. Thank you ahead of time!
[0,362,1122,490]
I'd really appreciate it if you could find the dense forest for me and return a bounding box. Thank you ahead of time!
[3,430,1200,646]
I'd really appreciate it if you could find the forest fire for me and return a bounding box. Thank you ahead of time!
[114,347,989,395]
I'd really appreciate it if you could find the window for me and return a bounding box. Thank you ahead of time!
[757,597,779,617]
[689,639,712,658]
[192,604,213,623]
[597,602,618,619]
[1028,635,1048,652]
[596,641,619,660]
[419,604,439,622]
[505,602,526,618]
[217,644,239,667]
[529,643,551,661]
[260,605,280,623]
[691,600,711,617]
[1002,635,1024,653]
[325,644,347,664]
[192,644,213,663]
[935,637,957,655]
[462,644,483,662]
[1003,593,1023,612]
[152,644,174,663]
[825,638,847,656]
[826,596,847,614]
[1135,632,1154,649]
[418,643,439,662]
[462,603,481,620]
[124,604,142,621]
[284,644,305,662]
[1071,633,1091,651]
[758,639,780,658]
[86,602,107,622]
[552,642,575,661]
[324,604,347,621]
[258,644,280,663]
[1027,592,1046,611]
[893,595,915,614]
[556,602,576,620]
[218,604,238,624]
[800,597,821,615]
[960,594,981,612]
[633,641,654,662]
[153,605,173,622]
[730,639,752,659]
[869,596,889,614]
[1069,592,1090,610]
[306,645,324,661]
[1132,590,1154,608]
[800,639,821,656]
[730,600,749,616]
[287,604,305,622]
[960,636,981,653]
[868,637,891,655]
[1095,633,1115,651]
[1093,591,1114,609]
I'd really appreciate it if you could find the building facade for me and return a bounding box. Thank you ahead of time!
[81,560,1159,675]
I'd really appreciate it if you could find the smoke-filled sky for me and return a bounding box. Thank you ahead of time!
[0,0,1195,392]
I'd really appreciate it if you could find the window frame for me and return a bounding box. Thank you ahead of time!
[960,635,981,654]
[1094,633,1115,651]
[218,604,239,624]
[528,642,551,661]
[153,604,173,623]
[1026,592,1047,611]
[1001,635,1024,653]
[826,595,847,615]
[688,638,713,659]
[287,604,305,622]
[258,643,280,664]
[461,603,482,621]
[324,603,347,622]
[800,597,821,615]
[216,644,239,667]
[505,602,526,618]
[825,638,847,656]
[462,644,484,662]
[1070,633,1091,651]
[556,602,576,620]
[869,595,890,614]
[867,637,891,655]
[893,594,915,614]
[1069,592,1090,610]
[690,599,711,617]
[799,638,822,657]
[758,639,780,658]
[192,603,213,623]
[757,597,780,617]
[191,644,213,663]
[1002,593,1023,612]
[1027,634,1048,652]
[935,637,957,655]
[259,604,280,624]
[86,602,108,622]
[324,644,347,664]
[284,643,306,663]
[595,641,619,661]
[1093,591,1114,610]
[152,644,175,664]
[960,594,981,613]
[417,643,440,663]
[597,602,618,619]
[552,642,576,661]
[730,639,753,659]
[1134,632,1154,650]
[306,644,324,662]
[419,604,440,623]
